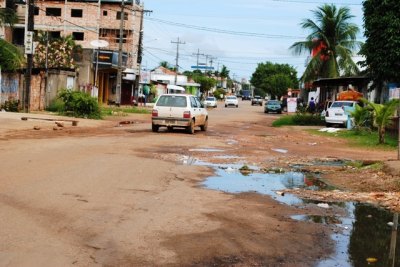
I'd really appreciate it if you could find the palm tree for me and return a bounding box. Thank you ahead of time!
[0,6,17,27]
[290,4,362,82]
[366,99,399,144]
[0,39,24,71]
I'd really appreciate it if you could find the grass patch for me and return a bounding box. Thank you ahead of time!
[272,115,296,127]
[272,113,325,127]
[101,106,151,116]
[310,129,397,149]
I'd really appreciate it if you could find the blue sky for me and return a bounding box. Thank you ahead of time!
[141,0,364,81]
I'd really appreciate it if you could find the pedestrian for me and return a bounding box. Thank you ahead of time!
[308,97,316,113]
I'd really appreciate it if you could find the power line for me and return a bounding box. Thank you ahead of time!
[145,17,303,39]
[272,0,362,5]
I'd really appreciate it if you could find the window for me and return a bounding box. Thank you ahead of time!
[103,10,107,16]
[116,11,128,20]
[72,32,84,41]
[34,7,39,15]
[115,34,127,43]
[49,31,61,39]
[71,9,83,18]
[46,7,61,17]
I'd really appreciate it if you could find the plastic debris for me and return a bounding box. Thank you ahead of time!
[271,148,288,154]
[366,257,378,263]
[317,203,330,209]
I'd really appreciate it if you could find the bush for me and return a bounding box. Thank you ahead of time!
[57,89,101,119]
[1,99,20,112]
[46,98,65,112]
[292,113,325,126]
[213,88,226,100]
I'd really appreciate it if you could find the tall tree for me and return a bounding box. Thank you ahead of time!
[250,62,297,99]
[360,0,400,103]
[0,4,23,71]
[290,4,361,82]
[0,3,17,27]
[0,39,24,71]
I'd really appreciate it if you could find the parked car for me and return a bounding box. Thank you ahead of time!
[225,96,239,108]
[151,94,208,134]
[320,100,333,118]
[203,96,217,108]
[264,100,282,114]
[251,95,263,106]
[325,100,357,127]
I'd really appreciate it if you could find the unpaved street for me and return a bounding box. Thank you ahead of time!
[0,101,396,266]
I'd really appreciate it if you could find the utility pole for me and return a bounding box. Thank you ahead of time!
[193,49,204,70]
[171,37,185,85]
[115,0,125,106]
[24,0,34,112]
[135,8,152,103]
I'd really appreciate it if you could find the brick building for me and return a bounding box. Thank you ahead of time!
[1,0,144,107]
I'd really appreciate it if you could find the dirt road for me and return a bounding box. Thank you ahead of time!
[0,101,396,266]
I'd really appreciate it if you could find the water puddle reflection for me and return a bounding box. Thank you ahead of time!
[188,156,399,267]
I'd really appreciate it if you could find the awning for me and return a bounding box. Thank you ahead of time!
[167,84,185,91]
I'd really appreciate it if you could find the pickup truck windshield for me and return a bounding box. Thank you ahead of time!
[157,95,187,107]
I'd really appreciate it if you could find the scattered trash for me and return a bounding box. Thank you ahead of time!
[319,128,341,133]
[118,120,137,126]
[317,203,330,209]
[271,148,288,154]
[239,165,252,174]
[387,222,394,227]
[308,142,317,146]
[189,148,224,152]
[366,257,378,263]
[275,191,285,196]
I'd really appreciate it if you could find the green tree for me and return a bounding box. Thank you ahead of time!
[290,4,361,82]
[365,99,399,144]
[360,0,400,103]
[0,3,17,27]
[193,75,216,97]
[0,4,23,71]
[250,62,297,99]
[159,61,176,71]
[220,65,230,79]
[0,39,24,71]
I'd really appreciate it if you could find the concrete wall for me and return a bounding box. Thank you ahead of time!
[1,70,76,111]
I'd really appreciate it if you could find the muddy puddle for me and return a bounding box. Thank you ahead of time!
[182,156,400,267]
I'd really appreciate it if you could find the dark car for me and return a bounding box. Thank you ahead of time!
[264,100,282,114]
[251,96,263,106]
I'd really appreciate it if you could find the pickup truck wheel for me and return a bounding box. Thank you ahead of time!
[200,118,208,131]
[236,105,238,108]
[187,119,195,134]
[152,124,159,132]
[325,122,331,127]
[167,126,173,132]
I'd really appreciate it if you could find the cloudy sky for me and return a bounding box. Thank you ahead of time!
[141,0,364,81]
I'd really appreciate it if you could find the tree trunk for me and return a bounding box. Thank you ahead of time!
[379,125,385,144]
